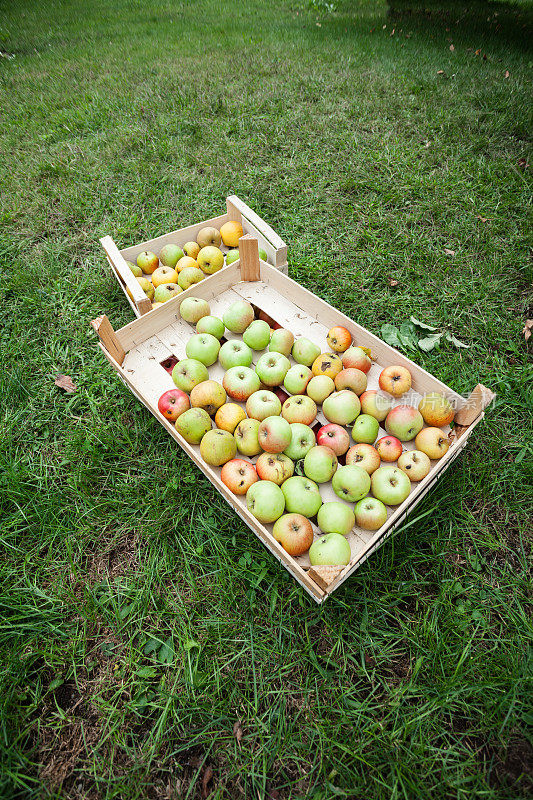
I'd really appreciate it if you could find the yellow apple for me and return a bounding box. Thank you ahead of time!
[152,266,179,287]
[220,220,244,247]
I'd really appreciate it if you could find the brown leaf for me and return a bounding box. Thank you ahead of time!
[449,44,455,52]
[476,215,490,223]
[54,375,77,393]
[505,70,510,78]
[437,70,445,75]
[475,49,481,56]
[444,248,456,256]
[388,277,399,287]
[233,720,243,745]
[523,319,533,342]
[201,765,213,799]
[518,158,529,170]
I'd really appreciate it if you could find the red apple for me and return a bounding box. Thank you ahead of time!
[345,443,380,474]
[316,424,350,456]
[157,389,190,422]
[221,459,258,495]
[375,435,403,462]
[334,368,367,396]
[326,326,352,353]
[273,513,314,556]
[341,346,371,374]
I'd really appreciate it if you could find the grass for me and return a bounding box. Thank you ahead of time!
[0,0,532,796]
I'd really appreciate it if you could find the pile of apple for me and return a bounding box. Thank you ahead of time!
[157,299,455,569]
[125,221,268,309]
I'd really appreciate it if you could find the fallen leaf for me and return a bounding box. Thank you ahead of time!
[233,720,243,745]
[449,44,455,51]
[445,332,470,349]
[418,332,443,352]
[475,49,481,56]
[381,324,402,348]
[523,319,533,342]
[505,70,510,78]
[54,374,77,393]
[410,316,437,331]
[444,248,456,256]
[388,277,399,287]
[476,215,490,222]
[518,158,529,170]
[201,765,213,799]
[437,70,445,75]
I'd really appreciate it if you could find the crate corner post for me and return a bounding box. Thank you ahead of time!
[91,315,125,366]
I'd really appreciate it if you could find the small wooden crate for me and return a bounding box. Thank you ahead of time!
[92,241,494,603]
[101,195,288,318]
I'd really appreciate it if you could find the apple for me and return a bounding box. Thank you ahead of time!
[243,319,271,350]
[316,424,350,456]
[334,368,367,396]
[246,480,285,523]
[176,256,200,273]
[185,333,221,366]
[221,459,258,495]
[311,353,343,379]
[220,220,243,248]
[284,365,312,395]
[341,346,371,374]
[317,501,355,536]
[258,247,268,261]
[172,358,209,393]
[234,418,263,457]
[197,226,221,248]
[281,476,322,518]
[354,497,388,531]
[303,446,338,483]
[359,390,393,422]
[196,315,225,339]
[183,242,200,259]
[126,260,142,277]
[200,429,236,466]
[190,379,226,415]
[223,300,255,334]
[375,436,403,462]
[269,329,294,356]
[309,533,351,566]
[346,443,380,474]
[282,395,317,425]
[415,427,450,459]
[256,452,294,484]
[159,244,184,268]
[385,405,424,441]
[332,464,371,502]
[223,366,260,401]
[218,340,253,370]
[418,393,455,426]
[371,466,411,505]
[153,283,182,303]
[397,450,431,481]
[255,352,290,386]
[307,375,335,404]
[379,365,412,397]
[136,251,159,274]
[283,423,316,461]
[292,338,321,367]
[273,514,314,556]
[246,390,282,421]
[351,414,379,444]
[215,402,246,433]
[178,266,204,290]
[258,416,292,453]
[175,407,211,444]
[327,326,352,353]
[180,297,210,324]
[322,390,361,426]
[127,277,154,301]
[197,246,224,275]
[158,388,190,422]
[225,249,240,266]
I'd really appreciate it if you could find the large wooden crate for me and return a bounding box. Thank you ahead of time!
[101,195,288,317]
[92,241,494,603]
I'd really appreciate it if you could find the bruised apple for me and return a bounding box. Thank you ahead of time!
[379,365,412,397]
[158,389,190,422]
[256,452,294,485]
[346,443,380,475]
[326,326,352,353]
[221,459,258,495]
[418,392,455,426]
[190,380,226,415]
[311,353,343,380]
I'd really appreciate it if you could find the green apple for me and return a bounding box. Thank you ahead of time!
[185,333,220,366]
[153,283,182,303]
[219,340,253,370]
[255,352,290,386]
[283,423,315,461]
[200,429,236,466]
[246,390,282,421]
[303,446,338,483]
[309,533,351,566]
[322,390,361,426]
[196,315,225,338]
[292,338,321,367]
[222,366,260,401]
[371,466,411,505]
[172,358,209,393]
[197,245,224,275]
[178,266,204,290]
[269,329,294,356]
[126,260,142,277]
[258,416,292,454]
[175,407,211,444]
[159,243,184,268]
[385,406,424,442]
[332,464,371,503]
[223,300,255,334]
[354,497,388,530]
[317,502,355,536]
[180,297,210,324]
[284,364,312,395]
[246,481,285,524]
[243,319,271,350]
[307,375,335,404]
[234,418,262,457]
[351,414,379,444]
[281,476,322,518]
[225,249,240,265]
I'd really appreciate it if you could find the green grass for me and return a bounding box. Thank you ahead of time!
[0,0,532,797]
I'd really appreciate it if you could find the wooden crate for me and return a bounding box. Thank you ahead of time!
[91,240,494,603]
[101,195,288,317]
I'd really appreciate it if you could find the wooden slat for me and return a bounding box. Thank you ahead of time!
[100,236,152,315]
[91,315,125,366]
[239,235,261,282]
[119,213,229,262]
[226,195,286,252]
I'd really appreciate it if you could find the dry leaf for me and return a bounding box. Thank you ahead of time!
[201,765,213,798]
[476,215,490,223]
[54,374,77,393]
[388,277,399,287]
[444,248,456,256]
[233,720,243,745]
[523,319,533,342]
[437,70,445,75]
[475,49,481,56]
[449,44,455,51]
[505,70,510,78]
[518,158,529,170]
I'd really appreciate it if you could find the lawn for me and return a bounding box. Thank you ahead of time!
[0,0,532,797]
